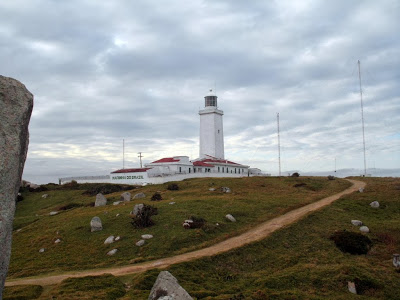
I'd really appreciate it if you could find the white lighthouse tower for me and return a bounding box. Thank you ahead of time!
[199,90,225,159]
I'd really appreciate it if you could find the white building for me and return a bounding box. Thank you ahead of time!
[60,91,260,185]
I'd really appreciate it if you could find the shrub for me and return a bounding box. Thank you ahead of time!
[151,192,162,201]
[131,204,158,228]
[16,194,24,202]
[327,175,335,180]
[28,185,49,192]
[354,277,382,295]
[330,230,372,255]
[293,183,307,188]
[58,203,83,211]
[167,183,179,191]
[291,172,300,177]
[3,284,43,300]
[189,216,206,229]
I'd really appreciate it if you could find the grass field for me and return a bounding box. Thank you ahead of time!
[5,176,400,299]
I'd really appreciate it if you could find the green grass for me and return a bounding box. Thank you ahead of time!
[122,177,400,299]
[8,177,349,279]
[3,285,43,300]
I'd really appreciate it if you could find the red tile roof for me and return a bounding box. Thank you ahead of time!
[111,168,151,174]
[150,157,180,163]
[193,161,215,167]
[201,159,240,165]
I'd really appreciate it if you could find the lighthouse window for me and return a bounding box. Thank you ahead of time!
[218,130,220,133]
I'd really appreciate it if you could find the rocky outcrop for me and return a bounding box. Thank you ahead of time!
[0,75,33,297]
[120,192,131,201]
[148,271,192,300]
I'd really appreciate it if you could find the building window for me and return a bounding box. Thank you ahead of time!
[189,168,191,173]
[226,168,228,173]
[235,168,237,174]
[218,167,220,172]
[179,167,182,173]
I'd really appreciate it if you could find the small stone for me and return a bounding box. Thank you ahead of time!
[169,202,176,205]
[116,213,120,217]
[42,194,49,198]
[226,214,236,222]
[120,192,131,201]
[348,281,357,294]
[216,223,219,226]
[136,239,145,246]
[104,235,115,245]
[370,201,380,208]
[141,234,153,240]
[49,211,58,216]
[115,236,121,241]
[360,226,370,233]
[221,187,231,193]
[351,220,363,226]
[184,219,193,224]
[113,201,121,206]
[39,248,45,253]
[55,239,61,244]
[133,192,146,199]
[90,216,103,232]
[393,254,400,268]
[107,249,118,256]
[359,187,364,193]
[183,222,191,229]
[95,193,107,207]
[209,188,216,191]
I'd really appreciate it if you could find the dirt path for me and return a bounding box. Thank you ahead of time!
[5,179,365,287]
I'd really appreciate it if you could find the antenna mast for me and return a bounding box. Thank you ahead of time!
[358,60,367,176]
[277,113,281,176]
[138,152,143,168]
[123,139,125,169]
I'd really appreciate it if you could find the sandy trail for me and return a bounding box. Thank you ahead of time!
[5,179,365,287]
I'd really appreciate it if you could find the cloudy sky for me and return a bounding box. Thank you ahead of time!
[1,0,399,183]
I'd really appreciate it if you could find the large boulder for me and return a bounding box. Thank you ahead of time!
[132,204,144,216]
[120,192,131,201]
[133,192,146,199]
[95,193,107,207]
[370,201,380,208]
[90,216,103,232]
[148,271,192,300]
[0,76,33,296]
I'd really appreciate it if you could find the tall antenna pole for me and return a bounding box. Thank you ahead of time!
[123,139,125,169]
[358,60,367,176]
[277,113,281,176]
[138,152,143,168]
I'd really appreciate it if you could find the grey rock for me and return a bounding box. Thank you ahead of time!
[360,226,370,233]
[359,187,364,193]
[221,187,231,193]
[183,222,191,229]
[90,216,103,232]
[393,254,400,268]
[55,239,61,244]
[348,281,357,294]
[121,192,131,201]
[49,211,58,216]
[351,220,363,226]
[136,239,145,246]
[42,194,49,198]
[39,248,45,253]
[141,234,153,240]
[115,236,121,241]
[148,271,192,300]
[113,201,121,206]
[209,188,216,191]
[0,76,33,297]
[116,213,120,217]
[370,201,380,208]
[226,214,236,222]
[107,249,118,256]
[95,193,107,207]
[169,202,176,205]
[133,192,146,199]
[132,204,144,216]
[104,235,115,244]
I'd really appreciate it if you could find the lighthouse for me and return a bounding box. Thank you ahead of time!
[199,90,225,159]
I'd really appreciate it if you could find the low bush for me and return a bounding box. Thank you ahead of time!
[131,204,158,228]
[81,183,132,196]
[3,284,43,300]
[167,183,179,191]
[151,192,162,201]
[354,277,382,295]
[28,185,49,193]
[189,216,206,229]
[293,183,307,188]
[291,172,300,177]
[327,175,335,180]
[330,230,372,255]
[16,194,24,202]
